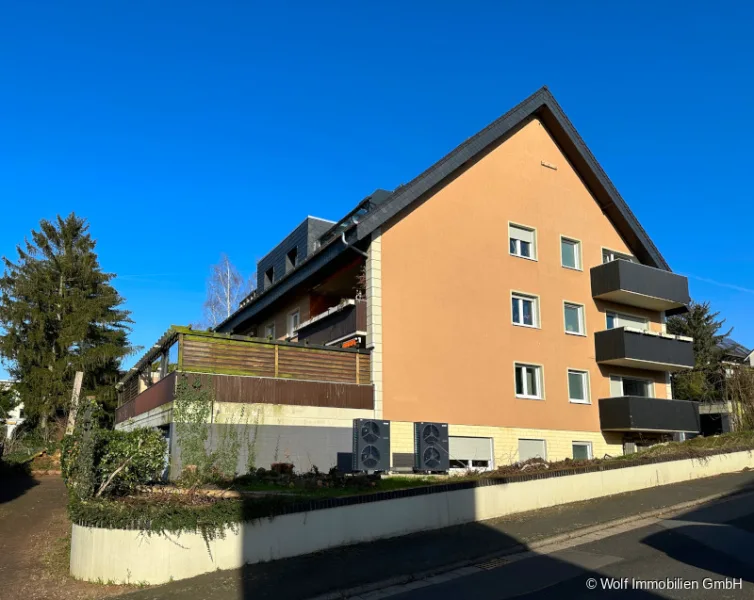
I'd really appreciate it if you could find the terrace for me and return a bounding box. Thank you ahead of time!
[115,326,373,425]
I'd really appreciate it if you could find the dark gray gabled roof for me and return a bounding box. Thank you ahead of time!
[356,86,670,270]
[217,87,672,334]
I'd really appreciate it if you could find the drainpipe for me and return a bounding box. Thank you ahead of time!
[341,232,369,259]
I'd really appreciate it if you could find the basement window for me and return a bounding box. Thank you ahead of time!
[572,442,592,460]
[518,438,547,461]
[286,247,298,273]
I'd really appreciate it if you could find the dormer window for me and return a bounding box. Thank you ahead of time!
[264,267,274,288]
[286,247,298,273]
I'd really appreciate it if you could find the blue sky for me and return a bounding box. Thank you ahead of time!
[1,1,753,378]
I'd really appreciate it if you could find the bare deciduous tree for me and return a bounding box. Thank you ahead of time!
[203,254,252,329]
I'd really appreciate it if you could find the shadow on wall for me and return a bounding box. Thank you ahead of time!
[170,421,353,478]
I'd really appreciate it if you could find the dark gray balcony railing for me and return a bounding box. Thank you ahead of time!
[591,260,690,312]
[595,327,694,371]
[599,396,700,433]
[296,299,367,346]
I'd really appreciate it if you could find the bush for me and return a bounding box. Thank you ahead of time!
[62,427,166,499]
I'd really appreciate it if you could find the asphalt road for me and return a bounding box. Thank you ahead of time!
[382,492,754,600]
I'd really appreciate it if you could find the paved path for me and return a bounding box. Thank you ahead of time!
[0,473,128,600]
[382,490,754,599]
[121,470,754,600]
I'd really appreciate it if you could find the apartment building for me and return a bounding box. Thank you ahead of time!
[117,87,699,473]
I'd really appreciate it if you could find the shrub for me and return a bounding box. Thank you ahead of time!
[62,427,166,499]
[270,462,294,476]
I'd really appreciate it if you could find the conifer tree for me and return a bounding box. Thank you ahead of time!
[667,301,731,402]
[0,213,132,432]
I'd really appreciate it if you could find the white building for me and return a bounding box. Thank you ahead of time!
[1,380,23,440]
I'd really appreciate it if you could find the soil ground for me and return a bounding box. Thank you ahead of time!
[0,473,142,600]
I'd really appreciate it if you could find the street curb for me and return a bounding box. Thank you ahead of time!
[309,485,754,600]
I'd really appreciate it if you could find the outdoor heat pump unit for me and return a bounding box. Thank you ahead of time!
[414,422,449,472]
[352,419,391,472]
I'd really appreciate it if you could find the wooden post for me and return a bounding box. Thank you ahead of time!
[177,334,184,370]
[274,345,279,378]
[355,353,360,384]
[65,371,84,435]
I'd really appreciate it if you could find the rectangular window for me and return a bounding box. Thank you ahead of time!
[605,311,649,331]
[610,375,654,397]
[602,249,634,264]
[286,247,298,272]
[509,224,536,259]
[572,442,592,460]
[264,323,276,339]
[515,363,542,399]
[511,293,538,327]
[288,310,300,337]
[561,237,581,270]
[564,303,585,335]
[567,369,590,404]
[518,439,547,462]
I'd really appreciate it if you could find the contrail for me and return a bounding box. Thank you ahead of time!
[682,273,754,295]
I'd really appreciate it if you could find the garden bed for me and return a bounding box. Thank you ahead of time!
[67,431,754,537]
[70,446,754,585]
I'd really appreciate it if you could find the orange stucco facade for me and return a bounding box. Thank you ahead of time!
[380,117,667,433]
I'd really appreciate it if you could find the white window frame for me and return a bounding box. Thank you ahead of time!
[610,374,655,398]
[288,309,300,337]
[563,301,586,336]
[518,438,547,461]
[602,247,634,264]
[508,222,537,261]
[560,236,582,270]
[264,323,276,339]
[514,362,543,400]
[605,311,649,331]
[572,441,593,460]
[511,291,540,328]
[448,437,495,472]
[567,369,591,404]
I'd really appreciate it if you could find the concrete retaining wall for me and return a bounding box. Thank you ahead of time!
[70,449,754,584]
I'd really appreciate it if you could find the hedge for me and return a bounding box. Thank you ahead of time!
[62,427,166,499]
[68,494,289,539]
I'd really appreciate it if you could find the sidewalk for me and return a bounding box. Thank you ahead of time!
[120,469,754,600]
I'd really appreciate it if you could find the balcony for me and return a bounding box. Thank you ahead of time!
[599,396,700,433]
[296,299,367,347]
[116,327,372,425]
[591,260,690,312]
[595,327,694,371]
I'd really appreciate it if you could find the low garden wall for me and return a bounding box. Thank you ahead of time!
[70,449,754,584]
